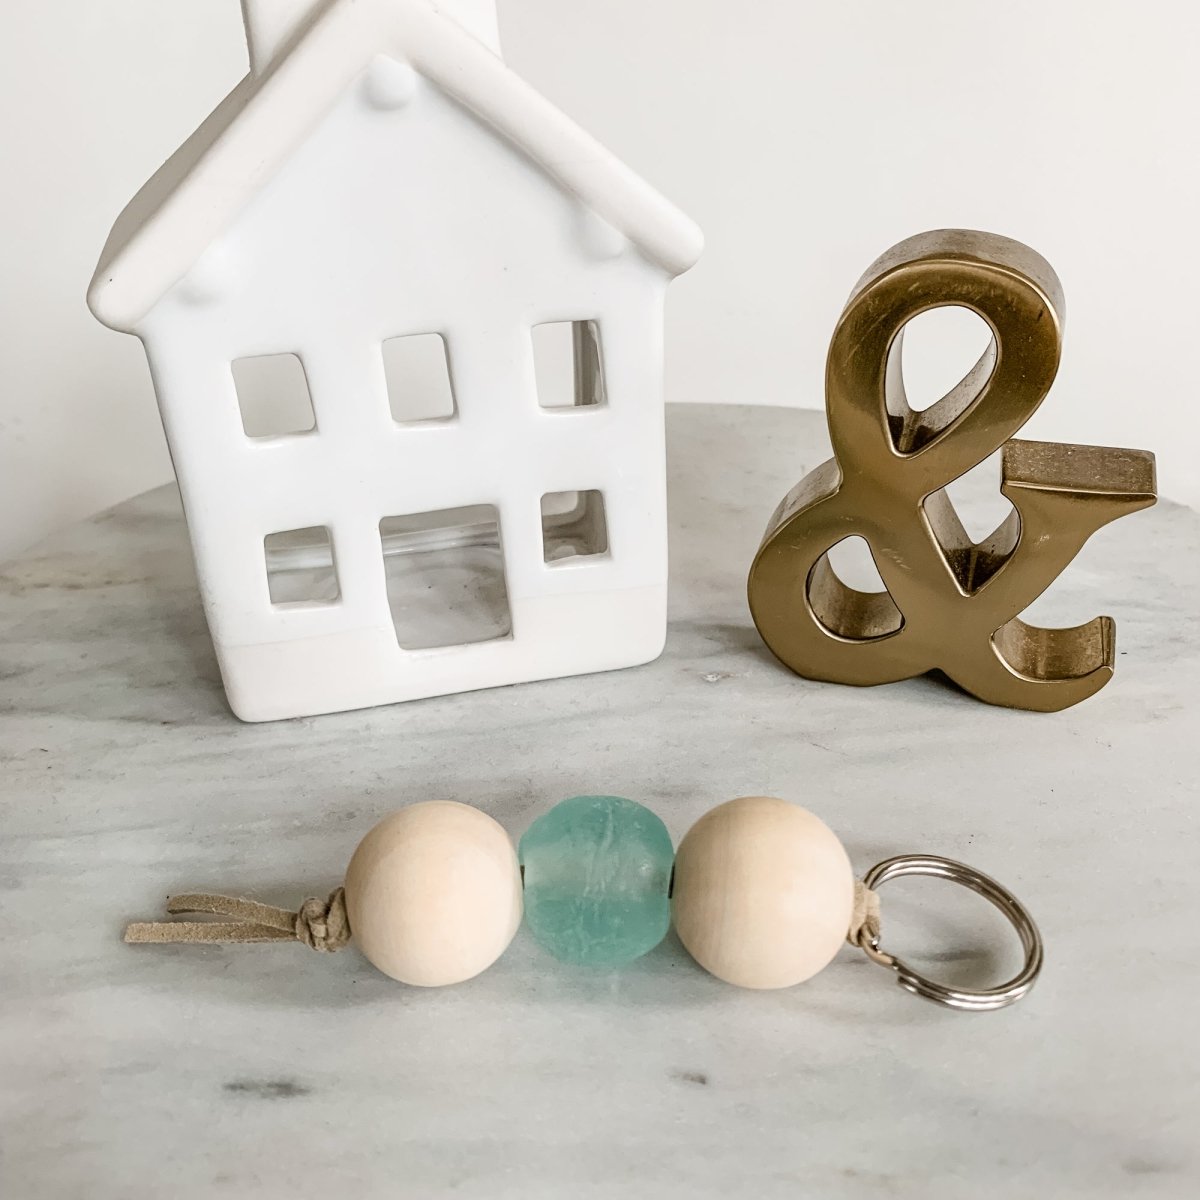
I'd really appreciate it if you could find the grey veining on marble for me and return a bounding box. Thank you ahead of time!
[1,406,1197,1199]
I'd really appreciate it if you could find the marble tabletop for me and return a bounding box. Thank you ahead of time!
[1,405,1197,1199]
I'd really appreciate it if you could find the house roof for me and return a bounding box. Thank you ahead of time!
[88,0,704,332]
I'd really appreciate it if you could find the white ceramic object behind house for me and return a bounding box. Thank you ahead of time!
[87,0,703,722]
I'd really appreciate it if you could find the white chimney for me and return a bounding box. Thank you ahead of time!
[241,1,502,75]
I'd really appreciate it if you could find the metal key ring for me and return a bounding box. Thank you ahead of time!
[855,855,1043,1012]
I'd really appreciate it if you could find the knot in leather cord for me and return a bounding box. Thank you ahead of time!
[125,888,352,951]
[294,889,351,952]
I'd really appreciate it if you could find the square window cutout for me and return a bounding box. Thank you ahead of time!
[233,353,315,438]
[533,320,606,409]
[383,333,456,423]
[379,506,511,650]
[264,526,340,605]
[541,490,609,563]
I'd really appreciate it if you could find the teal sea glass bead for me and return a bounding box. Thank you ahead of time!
[519,795,675,967]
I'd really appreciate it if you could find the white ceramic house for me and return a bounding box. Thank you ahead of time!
[89,0,702,722]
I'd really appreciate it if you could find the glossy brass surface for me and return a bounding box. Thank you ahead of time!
[747,230,1157,712]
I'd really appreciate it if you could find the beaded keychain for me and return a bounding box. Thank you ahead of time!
[125,795,1043,1012]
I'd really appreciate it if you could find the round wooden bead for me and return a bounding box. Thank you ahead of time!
[671,796,854,990]
[344,801,522,987]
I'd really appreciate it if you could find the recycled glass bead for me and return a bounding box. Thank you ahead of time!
[519,795,674,967]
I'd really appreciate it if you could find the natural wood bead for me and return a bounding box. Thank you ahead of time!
[671,796,854,990]
[344,801,522,987]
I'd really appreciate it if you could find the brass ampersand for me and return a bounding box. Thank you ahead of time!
[747,230,1157,712]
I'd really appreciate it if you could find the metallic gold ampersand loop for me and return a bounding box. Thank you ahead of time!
[748,229,1157,712]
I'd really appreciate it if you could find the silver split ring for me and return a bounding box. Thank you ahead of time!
[856,855,1044,1013]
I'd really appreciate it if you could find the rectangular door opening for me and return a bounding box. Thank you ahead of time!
[379,506,512,649]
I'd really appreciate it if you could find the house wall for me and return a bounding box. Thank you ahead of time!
[137,63,671,715]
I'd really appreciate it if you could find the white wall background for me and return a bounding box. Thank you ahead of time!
[1,0,1197,563]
